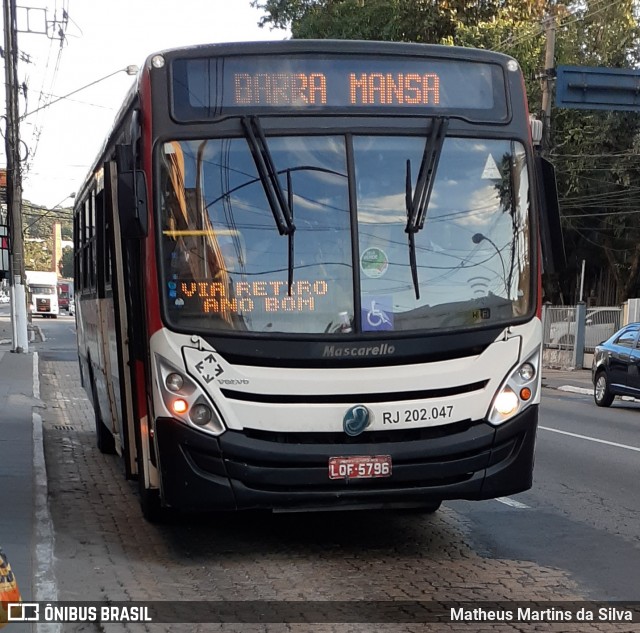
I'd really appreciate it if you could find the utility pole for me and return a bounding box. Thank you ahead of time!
[540,14,556,153]
[3,0,28,352]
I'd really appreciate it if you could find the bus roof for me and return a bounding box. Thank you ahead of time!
[148,39,517,67]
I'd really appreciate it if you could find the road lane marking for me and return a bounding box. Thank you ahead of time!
[540,425,640,453]
[496,496,530,509]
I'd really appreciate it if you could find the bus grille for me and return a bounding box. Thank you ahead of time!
[241,420,475,445]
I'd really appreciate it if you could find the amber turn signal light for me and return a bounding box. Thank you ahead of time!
[172,398,188,414]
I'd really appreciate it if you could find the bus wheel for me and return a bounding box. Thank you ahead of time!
[138,479,165,523]
[92,387,116,454]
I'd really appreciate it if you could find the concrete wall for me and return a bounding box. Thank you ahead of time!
[542,348,593,371]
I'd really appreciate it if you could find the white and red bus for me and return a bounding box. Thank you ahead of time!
[74,40,561,520]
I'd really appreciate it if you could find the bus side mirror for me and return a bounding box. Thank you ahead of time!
[536,155,566,274]
[117,170,148,239]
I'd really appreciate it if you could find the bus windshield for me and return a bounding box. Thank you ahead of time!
[29,285,56,295]
[159,134,531,335]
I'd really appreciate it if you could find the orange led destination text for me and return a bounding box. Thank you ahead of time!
[180,280,329,314]
[234,73,327,105]
[233,71,441,106]
[349,72,440,105]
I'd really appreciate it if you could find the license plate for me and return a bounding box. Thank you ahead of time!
[328,455,392,480]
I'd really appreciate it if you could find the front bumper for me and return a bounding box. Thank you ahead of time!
[154,406,538,511]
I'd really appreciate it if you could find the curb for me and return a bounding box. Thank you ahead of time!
[556,385,592,395]
[32,352,60,633]
[541,382,592,395]
[543,383,640,402]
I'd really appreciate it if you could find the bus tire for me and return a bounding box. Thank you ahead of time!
[92,385,116,454]
[138,478,165,523]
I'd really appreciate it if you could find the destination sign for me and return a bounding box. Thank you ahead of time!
[172,55,506,119]
[175,279,329,315]
[233,71,440,107]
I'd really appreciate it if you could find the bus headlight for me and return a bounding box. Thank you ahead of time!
[155,354,226,436]
[518,362,535,381]
[166,372,184,393]
[493,388,519,416]
[190,403,213,426]
[488,350,540,426]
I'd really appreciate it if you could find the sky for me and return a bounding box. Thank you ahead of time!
[2,0,289,209]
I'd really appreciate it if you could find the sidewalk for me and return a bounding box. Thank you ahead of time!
[0,314,42,630]
[541,367,593,395]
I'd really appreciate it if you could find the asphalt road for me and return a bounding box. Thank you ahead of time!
[451,387,640,600]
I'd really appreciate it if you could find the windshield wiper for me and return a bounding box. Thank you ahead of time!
[241,116,296,294]
[405,117,449,300]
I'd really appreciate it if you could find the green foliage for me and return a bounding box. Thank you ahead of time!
[24,239,51,272]
[254,0,456,42]
[22,200,74,274]
[22,202,73,242]
[549,0,640,303]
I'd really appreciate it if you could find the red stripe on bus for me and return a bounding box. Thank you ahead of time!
[139,66,162,337]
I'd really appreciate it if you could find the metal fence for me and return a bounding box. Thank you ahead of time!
[542,305,622,353]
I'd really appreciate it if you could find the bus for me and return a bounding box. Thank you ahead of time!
[73,40,562,520]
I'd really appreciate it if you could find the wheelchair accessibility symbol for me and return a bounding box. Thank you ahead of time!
[362,298,393,331]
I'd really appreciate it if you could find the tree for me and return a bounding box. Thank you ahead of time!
[24,240,51,272]
[549,0,640,303]
[22,201,73,242]
[255,0,444,41]
[253,0,548,44]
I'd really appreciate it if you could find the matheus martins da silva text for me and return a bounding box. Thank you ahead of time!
[450,607,634,622]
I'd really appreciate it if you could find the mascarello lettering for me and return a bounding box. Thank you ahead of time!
[322,343,396,357]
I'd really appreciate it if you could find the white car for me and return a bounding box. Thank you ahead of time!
[0,294,9,304]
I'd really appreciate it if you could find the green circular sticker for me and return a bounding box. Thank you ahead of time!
[361,247,389,278]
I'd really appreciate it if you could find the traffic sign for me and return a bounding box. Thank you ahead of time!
[556,65,640,111]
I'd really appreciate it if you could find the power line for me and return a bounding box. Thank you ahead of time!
[497,0,628,53]
[558,0,629,31]
[21,193,75,234]
[560,208,640,218]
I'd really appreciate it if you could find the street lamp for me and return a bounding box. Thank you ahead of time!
[20,66,139,121]
[472,232,509,296]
